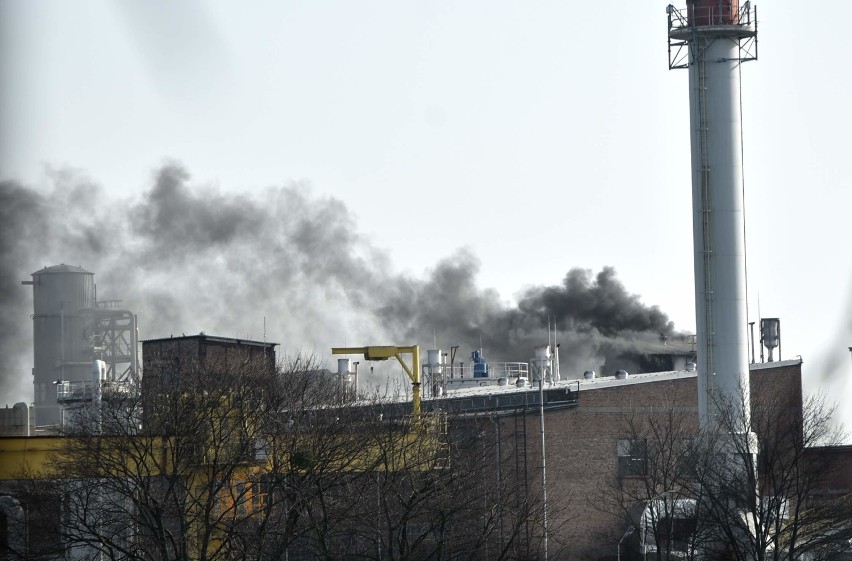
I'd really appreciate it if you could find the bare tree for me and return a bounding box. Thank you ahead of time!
[598,394,710,561]
[693,387,852,561]
[347,413,562,561]
[29,352,363,561]
[600,382,852,561]
[17,349,573,561]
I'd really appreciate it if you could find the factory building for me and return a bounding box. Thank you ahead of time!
[328,337,850,559]
[141,334,277,372]
[3,1,851,558]
[6,343,850,560]
[420,357,810,559]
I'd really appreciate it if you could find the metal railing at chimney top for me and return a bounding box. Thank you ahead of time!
[667,2,754,31]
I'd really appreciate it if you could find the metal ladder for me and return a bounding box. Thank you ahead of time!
[695,35,717,392]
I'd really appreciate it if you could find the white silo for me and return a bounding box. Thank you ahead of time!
[22,265,96,425]
[667,1,757,427]
[22,264,139,426]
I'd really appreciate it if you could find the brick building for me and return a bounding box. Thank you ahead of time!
[419,357,851,559]
[141,334,277,378]
[4,351,850,560]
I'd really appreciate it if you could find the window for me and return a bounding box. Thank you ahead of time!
[617,439,647,476]
[234,482,247,517]
[251,481,269,513]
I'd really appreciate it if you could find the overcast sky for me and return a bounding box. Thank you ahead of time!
[2,1,851,431]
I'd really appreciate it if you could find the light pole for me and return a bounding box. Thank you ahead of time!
[537,354,549,561]
[353,361,359,398]
[618,526,635,561]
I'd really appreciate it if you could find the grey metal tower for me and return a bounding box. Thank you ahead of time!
[22,265,138,425]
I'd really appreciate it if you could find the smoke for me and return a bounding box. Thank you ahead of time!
[812,280,852,433]
[0,163,685,402]
[0,180,49,403]
[380,259,681,374]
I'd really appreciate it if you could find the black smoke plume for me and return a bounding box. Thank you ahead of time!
[0,164,685,402]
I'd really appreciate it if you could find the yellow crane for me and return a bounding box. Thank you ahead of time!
[331,345,421,417]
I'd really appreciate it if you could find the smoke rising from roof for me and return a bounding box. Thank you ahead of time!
[1,163,685,401]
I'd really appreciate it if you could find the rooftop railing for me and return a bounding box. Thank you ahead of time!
[57,380,134,402]
[667,2,754,31]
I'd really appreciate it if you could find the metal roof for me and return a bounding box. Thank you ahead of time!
[439,357,802,402]
[748,357,802,370]
[31,264,93,275]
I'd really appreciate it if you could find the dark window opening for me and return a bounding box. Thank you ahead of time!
[618,439,647,477]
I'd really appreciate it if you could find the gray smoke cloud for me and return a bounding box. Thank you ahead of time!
[0,180,50,403]
[0,163,685,403]
[812,284,852,423]
[380,260,681,373]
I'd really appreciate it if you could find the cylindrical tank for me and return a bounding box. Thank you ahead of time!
[583,370,596,380]
[534,344,551,360]
[760,317,781,362]
[471,350,488,378]
[615,369,629,380]
[0,403,31,436]
[426,349,443,376]
[761,318,780,349]
[92,359,107,381]
[337,358,351,376]
[91,359,107,405]
[28,265,96,425]
[32,265,96,316]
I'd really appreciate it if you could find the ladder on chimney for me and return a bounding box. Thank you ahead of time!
[696,35,716,390]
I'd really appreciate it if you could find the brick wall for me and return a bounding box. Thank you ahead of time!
[481,362,803,560]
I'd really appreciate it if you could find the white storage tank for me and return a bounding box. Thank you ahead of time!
[23,264,96,425]
[0,403,32,436]
[337,358,351,376]
[426,349,443,369]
